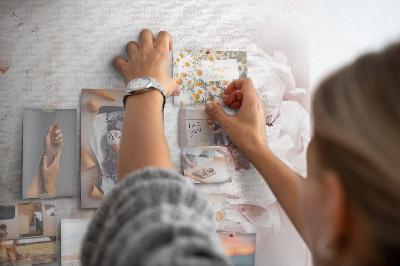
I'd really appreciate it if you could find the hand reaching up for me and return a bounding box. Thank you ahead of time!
[205,78,268,156]
[44,124,63,160]
[113,29,180,97]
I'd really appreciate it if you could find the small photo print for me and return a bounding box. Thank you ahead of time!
[173,49,247,105]
[22,108,77,199]
[17,202,56,239]
[179,108,228,148]
[61,219,92,266]
[0,202,57,265]
[219,233,256,266]
[81,89,125,208]
[182,146,231,183]
[205,194,227,231]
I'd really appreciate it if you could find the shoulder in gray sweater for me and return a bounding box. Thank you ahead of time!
[81,167,232,266]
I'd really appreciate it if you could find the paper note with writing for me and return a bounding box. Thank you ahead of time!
[179,108,228,147]
[199,59,239,82]
[173,50,247,105]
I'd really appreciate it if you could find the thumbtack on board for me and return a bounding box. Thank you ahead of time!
[230,232,235,237]
[206,49,211,54]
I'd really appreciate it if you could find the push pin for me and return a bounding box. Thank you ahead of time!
[206,49,211,54]
[230,232,235,237]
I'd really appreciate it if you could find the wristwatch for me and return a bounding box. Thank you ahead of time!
[123,76,166,109]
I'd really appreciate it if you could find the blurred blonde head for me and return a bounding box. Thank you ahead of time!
[312,43,400,264]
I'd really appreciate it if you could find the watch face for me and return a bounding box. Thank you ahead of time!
[131,77,151,90]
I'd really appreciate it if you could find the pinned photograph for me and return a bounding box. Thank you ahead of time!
[179,108,228,147]
[182,146,231,183]
[205,194,227,231]
[17,202,56,239]
[81,89,125,208]
[173,50,247,105]
[219,233,256,266]
[0,202,57,265]
[22,109,77,199]
[61,219,92,266]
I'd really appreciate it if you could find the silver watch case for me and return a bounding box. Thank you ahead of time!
[123,77,166,108]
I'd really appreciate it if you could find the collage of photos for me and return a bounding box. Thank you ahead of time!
[81,89,125,208]
[22,109,77,199]
[1,48,255,265]
[173,50,247,106]
[0,202,57,265]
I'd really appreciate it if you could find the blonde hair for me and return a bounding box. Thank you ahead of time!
[312,43,400,264]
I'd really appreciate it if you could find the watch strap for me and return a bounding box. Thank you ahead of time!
[123,77,166,109]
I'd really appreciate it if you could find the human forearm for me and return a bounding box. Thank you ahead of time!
[43,179,57,198]
[26,168,42,198]
[244,143,306,241]
[118,90,171,181]
[113,30,178,181]
[205,78,307,242]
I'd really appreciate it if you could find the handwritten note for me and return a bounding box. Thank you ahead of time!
[199,59,239,82]
[188,121,202,137]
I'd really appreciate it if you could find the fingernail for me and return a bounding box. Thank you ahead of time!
[177,85,182,95]
[205,102,214,111]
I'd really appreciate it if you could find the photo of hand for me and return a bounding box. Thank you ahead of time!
[26,124,63,198]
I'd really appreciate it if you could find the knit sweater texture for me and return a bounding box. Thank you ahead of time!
[81,167,232,266]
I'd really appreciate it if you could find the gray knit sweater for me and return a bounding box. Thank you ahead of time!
[81,167,232,266]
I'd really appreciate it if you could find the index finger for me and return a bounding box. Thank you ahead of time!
[225,78,260,108]
[224,78,254,96]
[52,124,60,133]
[155,31,173,52]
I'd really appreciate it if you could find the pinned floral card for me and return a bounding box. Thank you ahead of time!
[173,50,247,105]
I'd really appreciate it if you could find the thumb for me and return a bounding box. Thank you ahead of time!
[171,85,181,96]
[42,155,48,171]
[205,102,230,127]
